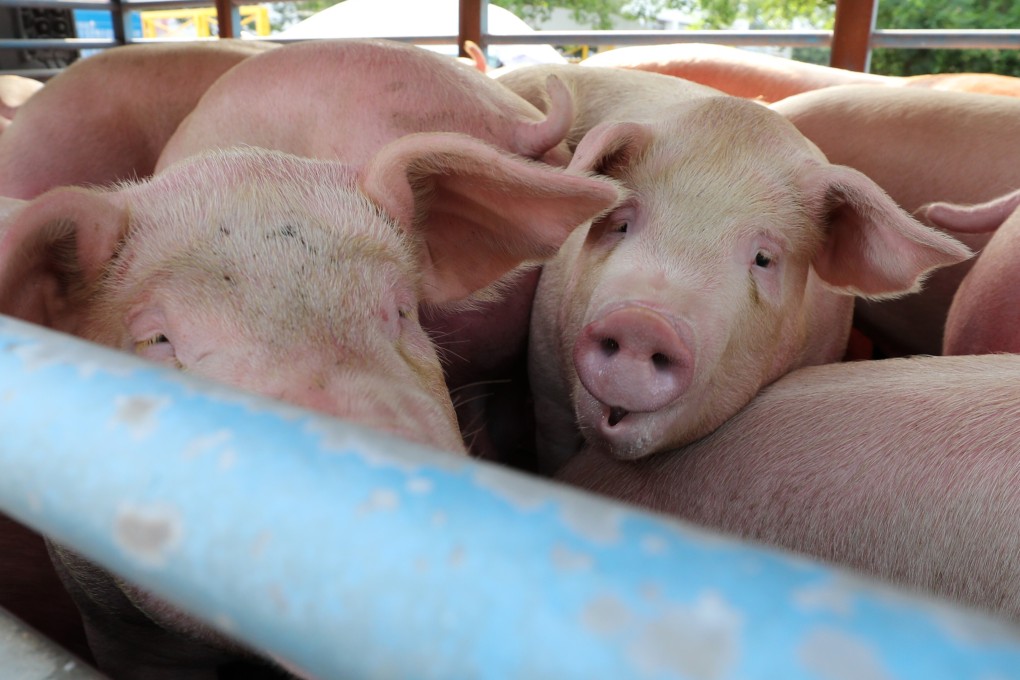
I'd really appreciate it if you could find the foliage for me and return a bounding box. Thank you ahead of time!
[871,0,1020,76]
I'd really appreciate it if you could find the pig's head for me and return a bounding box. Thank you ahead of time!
[0,137,620,456]
[540,96,971,461]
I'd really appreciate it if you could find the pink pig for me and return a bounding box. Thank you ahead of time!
[0,141,618,678]
[0,74,42,129]
[154,39,599,465]
[556,353,1020,624]
[0,39,278,199]
[498,65,971,470]
[771,85,1020,357]
[918,188,1020,356]
[581,43,1020,103]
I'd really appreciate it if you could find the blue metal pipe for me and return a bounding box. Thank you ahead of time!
[1,314,1019,680]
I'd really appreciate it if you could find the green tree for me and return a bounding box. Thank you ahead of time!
[872,0,1020,76]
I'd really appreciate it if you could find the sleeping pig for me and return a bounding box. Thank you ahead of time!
[0,140,619,678]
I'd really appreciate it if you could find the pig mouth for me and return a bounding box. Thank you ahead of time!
[607,406,630,427]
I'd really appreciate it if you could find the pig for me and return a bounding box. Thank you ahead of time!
[0,39,278,200]
[581,42,1020,103]
[771,85,1020,356]
[917,188,1020,356]
[556,353,1020,624]
[496,64,971,470]
[581,43,886,102]
[0,74,43,128]
[154,38,592,466]
[0,141,619,678]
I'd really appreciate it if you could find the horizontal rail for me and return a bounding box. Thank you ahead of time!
[0,38,116,50]
[871,29,1020,50]
[0,607,106,680]
[486,29,832,48]
[0,0,112,9]
[1,314,1019,679]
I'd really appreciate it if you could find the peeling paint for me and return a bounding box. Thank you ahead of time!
[799,628,894,680]
[183,430,234,460]
[114,503,183,568]
[581,595,632,636]
[627,592,743,680]
[305,419,465,473]
[472,465,551,511]
[640,534,667,556]
[550,543,594,572]
[793,579,856,617]
[112,394,171,441]
[359,488,399,513]
[405,477,433,495]
[929,604,1020,647]
[11,332,139,378]
[559,496,624,544]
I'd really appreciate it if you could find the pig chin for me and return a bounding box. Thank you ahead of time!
[574,390,699,460]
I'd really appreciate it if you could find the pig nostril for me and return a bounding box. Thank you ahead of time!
[651,352,671,370]
[600,337,620,356]
[608,406,629,427]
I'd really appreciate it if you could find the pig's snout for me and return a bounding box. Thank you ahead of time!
[573,306,693,419]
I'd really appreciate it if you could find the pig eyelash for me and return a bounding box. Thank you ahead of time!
[135,334,170,350]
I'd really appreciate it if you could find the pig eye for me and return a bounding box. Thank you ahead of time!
[754,251,773,268]
[134,334,181,368]
[614,221,629,234]
[398,307,411,319]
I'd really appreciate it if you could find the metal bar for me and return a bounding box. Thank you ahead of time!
[830,0,877,71]
[485,29,833,48]
[213,0,234,39]
[458,0,483,57]
[0,38,117,50]
[872,29,1020,50]
[111,0,127,45]
[1,315,1019,679]
[0,608,107,680]
[0,0,112,8]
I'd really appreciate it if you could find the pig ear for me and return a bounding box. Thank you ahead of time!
[360,131,621,304]
[809,165,973,299]
[0,186,126,329]
[568,121,654,177]
[919,188,1020,234]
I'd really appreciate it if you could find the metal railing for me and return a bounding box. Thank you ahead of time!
[2,315,1019,678]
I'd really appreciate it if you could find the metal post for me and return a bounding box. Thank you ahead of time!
[458,0,485,58]
[830,0,878,71]
[110,0,126,45]
[0,315,1018,679]
[214,0,240,39]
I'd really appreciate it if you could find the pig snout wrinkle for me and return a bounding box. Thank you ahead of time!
[573,306,693,416]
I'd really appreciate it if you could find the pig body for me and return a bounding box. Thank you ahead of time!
[772,85,1020,356]
[581,43,885,102]
[156,39,573,172]
[0,40,277,200]
[498,64,970,470]
[920,189,1020,356]
[557,354,1020,624]
[0,142,618,677]
[581,43,1020,102]
[0,74,42,128]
